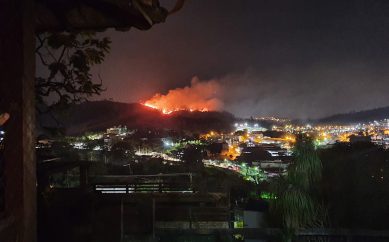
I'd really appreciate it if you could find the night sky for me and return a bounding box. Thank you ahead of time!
[92,0,389,119]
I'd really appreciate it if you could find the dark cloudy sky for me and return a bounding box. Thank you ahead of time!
[94,0,389,119]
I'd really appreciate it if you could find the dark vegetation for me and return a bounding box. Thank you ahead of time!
[269,136,325,241]
[319,142,389,229]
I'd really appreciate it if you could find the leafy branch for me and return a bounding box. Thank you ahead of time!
[35,32,111,112]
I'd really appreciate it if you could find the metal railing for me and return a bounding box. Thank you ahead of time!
[93,173,194,194]
[94,182,193,194]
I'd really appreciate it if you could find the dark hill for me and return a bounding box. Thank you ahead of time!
[39,101,235,135]
[317,106,389,124]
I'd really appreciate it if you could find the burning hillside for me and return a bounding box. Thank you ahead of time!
[39,100,235,135]
[143,77,223,114]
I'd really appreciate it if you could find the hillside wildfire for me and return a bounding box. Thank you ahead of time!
[143,77,222,114]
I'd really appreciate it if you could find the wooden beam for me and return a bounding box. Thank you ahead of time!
[0,0,36,241]
[35,0,170,32]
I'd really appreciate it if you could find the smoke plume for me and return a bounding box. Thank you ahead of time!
[144,77,223,114]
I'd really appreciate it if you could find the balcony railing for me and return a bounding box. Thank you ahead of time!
[93,173,194,194]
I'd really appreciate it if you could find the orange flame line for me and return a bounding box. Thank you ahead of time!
[142,103,209,114]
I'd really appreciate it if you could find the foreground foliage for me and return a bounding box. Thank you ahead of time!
[319,142,389,229]
[270,135,326,241]
[36,32,111,111]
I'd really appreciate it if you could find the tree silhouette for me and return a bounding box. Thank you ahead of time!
[36,32,111,112]
[270,135,326,241]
